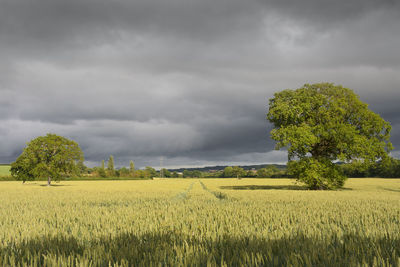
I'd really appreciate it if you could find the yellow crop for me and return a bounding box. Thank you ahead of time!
[0,178,399,266]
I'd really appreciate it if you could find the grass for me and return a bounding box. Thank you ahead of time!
[0,178,399,266]
[0,165,11,181]
[0,165,10,176]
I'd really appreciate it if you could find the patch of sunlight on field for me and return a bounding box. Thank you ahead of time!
[0,178,399,266]
[205,178,400,200]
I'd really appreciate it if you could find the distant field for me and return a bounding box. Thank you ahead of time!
[0,165,10,176]
[0,178,399,266]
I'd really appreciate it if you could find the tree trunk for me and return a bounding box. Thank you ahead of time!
[47,177,51,186]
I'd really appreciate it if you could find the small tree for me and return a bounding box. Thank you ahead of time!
[376,157,400,178]
[97,167,107,178]
[118,167,130,177]
[107,155,115,177]
[134,169,145,178]
[192,170,202,178]
[257,168,271,178]
[75,160,87,177]
[257,166,279,178]
[245,170,257,178]
[232,166,245,179]
[144,166,157,179]
[183,170,191,178]
[267,83,392,189]
[10,134,83,186]
[160,168,171,178]
[222,166,234,178]
[129,160,135,176]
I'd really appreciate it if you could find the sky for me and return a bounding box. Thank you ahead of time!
[0,0,399,169]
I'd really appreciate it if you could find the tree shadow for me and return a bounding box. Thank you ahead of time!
[21,182,73,187]
[39,184,72,187]
[382,187,400,193]
[220,185,353,191]
[339,187,353,191]
[220,185,308,190]
[1,231,399,266]
[21,182,40,186]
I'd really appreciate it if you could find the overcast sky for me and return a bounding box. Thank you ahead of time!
[1,0,399,168]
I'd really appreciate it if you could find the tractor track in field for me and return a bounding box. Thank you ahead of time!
[173,181,231,201]
[173,182,195,200]
[199,180,229,200]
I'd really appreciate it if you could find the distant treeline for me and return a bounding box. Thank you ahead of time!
[3,157,400,180]
[168,159,400,179]
[169,164,287,173]
[175,159,400,179]
[79,157,157,179]
[163,165,287,178]
[78,165,287,179]
[65,160,288,179]
[340,158,400,178]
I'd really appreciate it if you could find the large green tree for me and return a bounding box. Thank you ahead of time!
[267,83,392,189]
[10,134,84,185]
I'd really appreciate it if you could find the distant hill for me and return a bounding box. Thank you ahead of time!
[168,163,287,173]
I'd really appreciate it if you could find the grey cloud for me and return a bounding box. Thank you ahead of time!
[0,0,399,167]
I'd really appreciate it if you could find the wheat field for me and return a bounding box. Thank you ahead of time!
[0,178,399,266]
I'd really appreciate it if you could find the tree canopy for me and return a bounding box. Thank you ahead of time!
[267,83,392,189]
[10,134,83,185]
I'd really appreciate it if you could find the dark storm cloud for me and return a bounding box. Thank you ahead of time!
[0,0,265,60]
[0,0,399,167]
[267,0,399,23]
